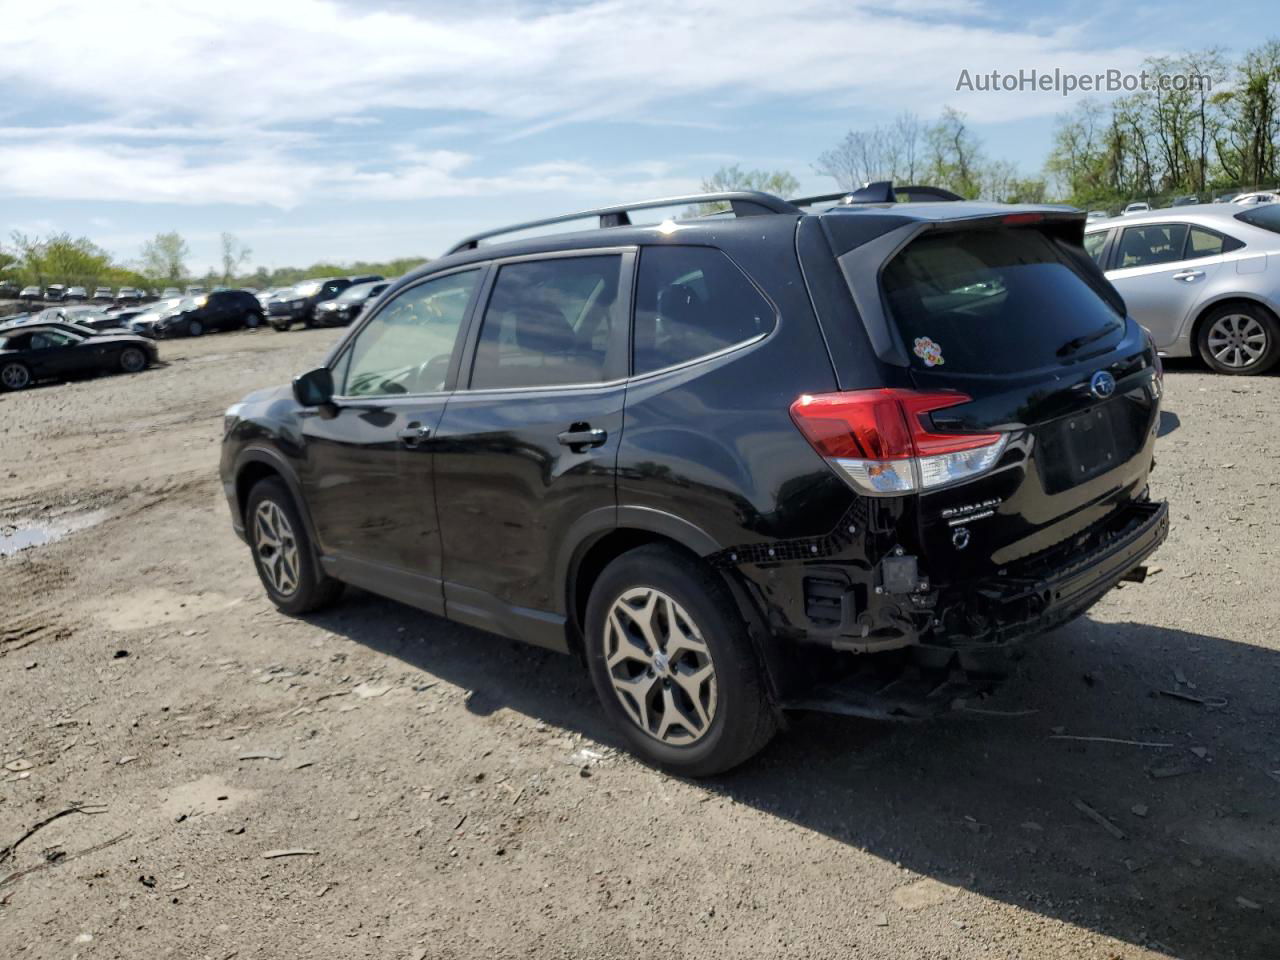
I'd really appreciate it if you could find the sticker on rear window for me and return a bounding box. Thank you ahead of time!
[913,336,945,367]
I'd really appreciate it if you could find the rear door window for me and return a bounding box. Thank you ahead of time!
[881,228,1124,375]
[469,255,623,390]
[632,246,775,375]
[1116,223,1189,268]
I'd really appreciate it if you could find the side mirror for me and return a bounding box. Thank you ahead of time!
[292,366,335,408]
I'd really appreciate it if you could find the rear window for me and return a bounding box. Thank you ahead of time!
[881,228,1123,374]
[1234,205,1280,233]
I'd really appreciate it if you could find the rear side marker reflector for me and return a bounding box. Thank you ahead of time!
[790,389,1007,496]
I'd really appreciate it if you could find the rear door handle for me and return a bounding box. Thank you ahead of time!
[397,422,432,447]
[1172,270,1204,281]
[557,426,607,450]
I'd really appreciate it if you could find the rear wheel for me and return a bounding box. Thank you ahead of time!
[584,545,777,776]
[244,312,261,329]
[271,319,291,332]
[0,360,32,391]
[244,478,343,615]
[119,347,148,374]
[1197,303,1280,375]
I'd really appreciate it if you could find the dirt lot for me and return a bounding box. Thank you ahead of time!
[1,329,1278,959]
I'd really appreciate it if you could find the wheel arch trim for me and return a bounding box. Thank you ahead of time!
[233,445,321,548]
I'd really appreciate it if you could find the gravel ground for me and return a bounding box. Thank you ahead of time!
[1,328,1277,959]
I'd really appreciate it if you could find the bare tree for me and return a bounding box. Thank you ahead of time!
[220,232,252,285]
[815,112,926,190]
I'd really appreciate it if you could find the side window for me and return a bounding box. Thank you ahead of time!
[633,246,775,375]
[1116,223,1190,268]
[341,269,479,397]
[470,255,622,390]
[1082,230,1109,266]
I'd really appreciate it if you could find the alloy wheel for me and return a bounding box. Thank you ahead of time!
[603,587,718,745]
[121,348,146,372]
[1,363,30,390]
[253,500,300,597]
[1207,313,1267,369]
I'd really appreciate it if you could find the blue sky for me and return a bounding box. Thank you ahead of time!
[1,0,1271,273]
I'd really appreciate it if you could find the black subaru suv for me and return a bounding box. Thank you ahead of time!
[220,185,1168,776]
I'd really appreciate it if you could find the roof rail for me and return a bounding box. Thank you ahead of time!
[444,190,801,255]
[789,182,965,207]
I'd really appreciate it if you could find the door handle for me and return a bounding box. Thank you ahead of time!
[397,422,432,447]
[557,426,607,451]
[1172,270,1204,281]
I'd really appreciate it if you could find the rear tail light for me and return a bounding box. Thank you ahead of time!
[790,389,1007,496]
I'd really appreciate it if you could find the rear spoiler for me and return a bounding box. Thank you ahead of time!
[791,182,966,208]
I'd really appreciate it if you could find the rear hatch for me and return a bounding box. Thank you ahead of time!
[831,212,1161,581]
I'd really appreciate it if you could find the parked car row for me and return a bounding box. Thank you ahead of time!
[3,283,245,307]
[1091,190,1280,221]
[264,275,386,330]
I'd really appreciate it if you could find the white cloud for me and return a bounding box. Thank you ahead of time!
[4,0,1156,129]
[0,140,698,208]
[0,0,1165,213]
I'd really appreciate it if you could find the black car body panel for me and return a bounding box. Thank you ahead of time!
[221,194,1167,713]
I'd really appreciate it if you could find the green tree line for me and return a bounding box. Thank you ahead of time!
[1,229,429,294]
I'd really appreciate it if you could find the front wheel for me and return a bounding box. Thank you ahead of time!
[271,319,291,332]
[1,360,32,391]
[244,312,261,329]
[187,318,204,337]
[119,347,148,374]
[584,545,777,777]
[244,478,344,615]
[1197,303,1280,375]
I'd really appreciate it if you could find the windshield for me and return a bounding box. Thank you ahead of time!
[881,228,1124,374]
[1235,205,1280,234]
[337,282,377,301]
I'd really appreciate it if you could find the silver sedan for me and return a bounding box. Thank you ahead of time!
[1085,204,1280,374]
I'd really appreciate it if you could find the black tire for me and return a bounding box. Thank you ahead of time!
[1196,302,1280,375]
[244,312,261,329]
[187,318,204,337]
[0,360,32,391]
[584,544,777,777]
[119,347,148,374]
[271,319,291,332]
[244,477,344,615]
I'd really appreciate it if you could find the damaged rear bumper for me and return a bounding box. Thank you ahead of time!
[782,499,1169,720]
[930,498,1169,658]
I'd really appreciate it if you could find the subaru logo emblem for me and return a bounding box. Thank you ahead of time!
[952,527,970,550]
[1090,371,1116,399]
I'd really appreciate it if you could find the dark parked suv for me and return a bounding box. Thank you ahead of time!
[221,185,1168,775]
[268,275,384,330]
[150,289,265,337]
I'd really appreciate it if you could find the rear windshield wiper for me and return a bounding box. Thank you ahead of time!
[1056,323,1117,357]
